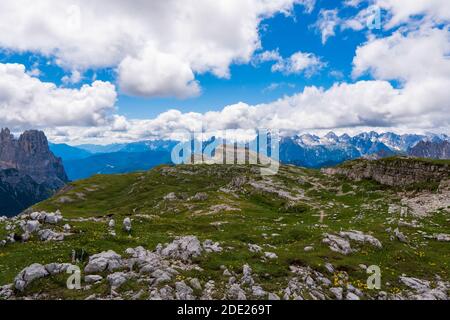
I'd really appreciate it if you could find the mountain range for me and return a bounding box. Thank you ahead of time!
[50,131,450,180]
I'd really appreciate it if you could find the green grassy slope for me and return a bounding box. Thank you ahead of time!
[0,161,449,299]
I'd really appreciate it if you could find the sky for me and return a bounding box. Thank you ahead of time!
[0,0,449,144]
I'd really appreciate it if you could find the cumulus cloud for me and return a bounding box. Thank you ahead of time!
[372,0,450,29]
[118,47,201,98]
[255,50,325,76]
[0,0,307,98]
[272,51,325,76]
[40,24,450,144]
[0,63,117,128]
[44,76,449,144]
[353,26,450,82]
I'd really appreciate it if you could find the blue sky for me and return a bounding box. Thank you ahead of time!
[0,0,448,143]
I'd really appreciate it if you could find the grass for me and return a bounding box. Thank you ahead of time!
[0,160,449,299]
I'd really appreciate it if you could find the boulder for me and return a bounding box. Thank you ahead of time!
[85,275,103,284]
[44,263,73,275]
[322,234,353,255]
[227,284,247,300]
[339,230,382,248]
[330,287,343,300]
[248,244,262,253]
[23,220,40,234]
[107,272,128,289]
[160,236,203,262]
[264,252,278,259]
[45,212,63,224]
[175,281,195,300]
[252,286,266,297]
[394,228,408,243]
[123,218,132,233]
[203,240,222,253]
[163,192,178,201]
[38,229,65,241]
[85,250,123,274]
[14,263,49,292]
[435,234,450,242]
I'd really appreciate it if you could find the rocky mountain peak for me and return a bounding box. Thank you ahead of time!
[18,130,50,156]
[0,128,68,189]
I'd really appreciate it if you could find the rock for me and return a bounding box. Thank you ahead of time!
[85,250,123,274]
[252,286,266,297]
[228,284,247,300]
[38,229,65,241]
[108,219,115,228]
[248,243,262,253]
[330,287,343,300]
[44,263,73,275]
[264,252,278,259]
[14,263,49,292]
[191,192,208,201]
[163,192,178,201]
[151,269,173,284]
[21,232,30,242]
[123,218,132,233]
[324,263,335,273]
[203,240,222,253]
[398,276,449,300]
[268,293,280,300]
[23,220,40,233]
[223,269,232,277]
[189,278,202,291]
[160,236,203,262]
[394,228,408,243]
[175,281,195,300]
[323,234,353,255]
[85,275,103,284]
[201,280,216,300]
[399,276,430,292]
[0,129,68,216]
[63,224,71,232]
[107,272,128,289]
[160,285,176,300]
[304,246,314,252]
[339,230,382,248]
[346,292,360,300]
[45,212,63,224]
[322,158,449,187]
[0,284,13,299]
[209,204,241,214]
[241,264,254,286]
[435,234,450,242]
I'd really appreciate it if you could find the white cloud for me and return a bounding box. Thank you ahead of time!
[0,0,307,98]
[45,77,449,144]
[373,0,450,29]
[62,70,83,85]
[353,27,450,82]
[0,63,117,128]
[314,9,340,44]
[118,46,201,98]
[274,51,325,76]
[255,50,325,76]
[297,0,316,14]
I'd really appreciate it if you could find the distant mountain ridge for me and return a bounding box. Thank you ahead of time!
[50,131,450,180]
[409,140,450,160]
[0,128,68,216]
